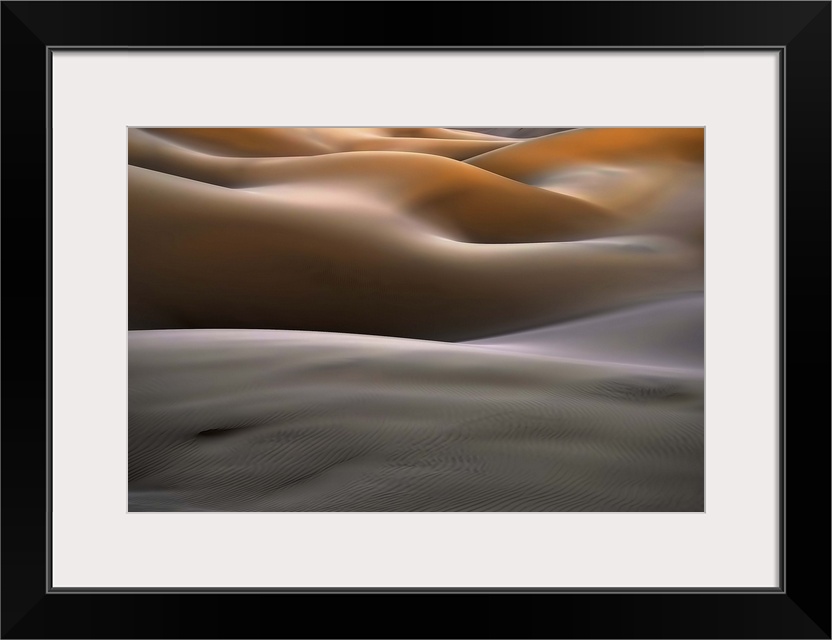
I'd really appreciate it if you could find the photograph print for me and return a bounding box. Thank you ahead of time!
[128,126,704,512]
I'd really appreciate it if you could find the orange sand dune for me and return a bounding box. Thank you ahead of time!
[453,127,575,139]
[129,165,701,339]
[128,127,703,339]
[466,128,704,226]
[129,128,617,243]
[140,127,515,160]
[466,128,704,176]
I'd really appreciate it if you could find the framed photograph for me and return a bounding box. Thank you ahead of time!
[2,1,829,638]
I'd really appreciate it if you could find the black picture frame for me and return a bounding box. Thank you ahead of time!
[2,2,829,638]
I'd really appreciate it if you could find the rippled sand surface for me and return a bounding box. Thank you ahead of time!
[128,127,704,511]
[129,329,703,512]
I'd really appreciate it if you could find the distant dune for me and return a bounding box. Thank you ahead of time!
[129,329,703,512]
[136,127,516,160]
[452,127,574,138]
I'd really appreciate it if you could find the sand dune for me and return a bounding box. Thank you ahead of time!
[129,329,703,512]
[129,127,703,338]
[467,293,704,371]
[129,165,700,339]
[465,128,705,231]
[453,127,573,138]
[129,128,616,237]
[138,127,515,160]
[466,128,704,177]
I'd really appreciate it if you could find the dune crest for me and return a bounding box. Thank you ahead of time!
[139,126,515,159]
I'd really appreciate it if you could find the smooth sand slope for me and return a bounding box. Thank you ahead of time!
[129,128,703,338]
[129,329,703,512]
[467,293,704,371]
